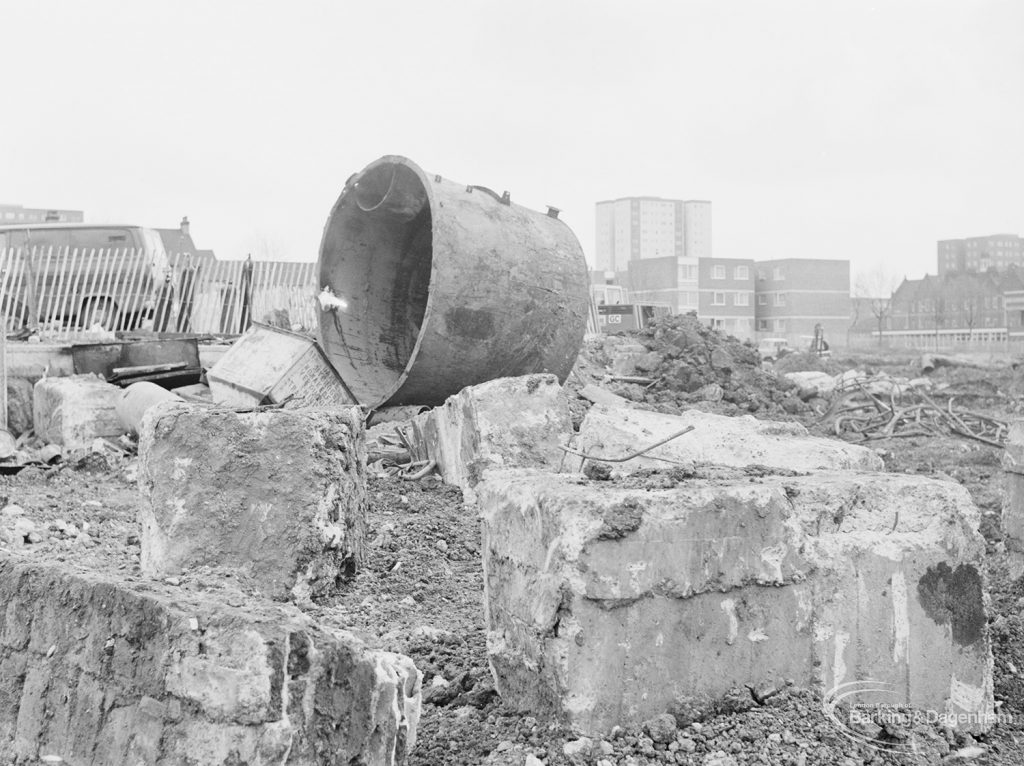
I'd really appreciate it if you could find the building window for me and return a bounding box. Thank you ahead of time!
[772,267,784,280]
[678,264,697,281]
[757,319,769,331]
[758,294,767,305]
[774,293,786,306]
[712,292,726,306]
[734,292,750,306]
[734,266,749,280]
[774,319,786,331]
[712,265,726,280]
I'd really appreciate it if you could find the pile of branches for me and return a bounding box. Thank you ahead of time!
[819,384,1008,447]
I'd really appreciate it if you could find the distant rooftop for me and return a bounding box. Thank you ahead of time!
[0,203,84,224]
[595,196,710,205]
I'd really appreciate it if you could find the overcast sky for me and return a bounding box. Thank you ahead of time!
[2,1,1021,282]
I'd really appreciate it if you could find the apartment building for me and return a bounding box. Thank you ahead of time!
[937,234,1023,276]
[0,204,84,224]
[698,258,755,341]
[755,258,850,346]
[594,197,710,313]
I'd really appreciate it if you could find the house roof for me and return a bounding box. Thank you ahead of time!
[156,228,200,256]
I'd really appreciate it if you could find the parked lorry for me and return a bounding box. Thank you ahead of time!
[0,223,172,333]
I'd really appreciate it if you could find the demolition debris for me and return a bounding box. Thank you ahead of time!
[1,155,1023,765]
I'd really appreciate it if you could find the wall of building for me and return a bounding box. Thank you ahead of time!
[698,258,755,340]
[683,201,711,261]
[626,256,685,310]
[755,258,850,346]
[889,272,1018,333]
[595,196,710,315]
[937,234,1023,276]
[595,196,704,272]
[0,204,84,224]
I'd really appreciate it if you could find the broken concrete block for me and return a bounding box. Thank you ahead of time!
[138,402,366,601]
[31,374,126,449]
[4,378,33,437]
[0,556,420,765]
[479,469,992,735]
[1002,419,1024,577]
[784,370,836,398]
[573,404,883,474]
[410,374,572,499]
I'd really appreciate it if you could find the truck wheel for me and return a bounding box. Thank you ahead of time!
[82,298,118,330]
[2,300,26,335]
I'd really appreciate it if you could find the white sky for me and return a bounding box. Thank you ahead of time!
[2,1,1022,282]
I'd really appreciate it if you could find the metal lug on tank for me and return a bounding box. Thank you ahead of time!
[500,191,511,205]
[434,174,442,183]
[546,206,561,219]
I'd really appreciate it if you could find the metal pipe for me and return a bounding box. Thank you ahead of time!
[116,381,183,435]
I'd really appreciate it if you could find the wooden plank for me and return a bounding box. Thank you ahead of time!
[111,362,188,377]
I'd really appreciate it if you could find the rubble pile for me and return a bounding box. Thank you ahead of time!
[575,314,810,419]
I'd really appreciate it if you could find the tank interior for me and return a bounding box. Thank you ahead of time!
[318,161,433,404]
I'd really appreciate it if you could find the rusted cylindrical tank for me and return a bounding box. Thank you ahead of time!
[317,155,589,409]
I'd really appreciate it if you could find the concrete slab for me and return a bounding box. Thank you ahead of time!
[1002,419,1024,577]
[410,374,572,500]
[32,374,126,449]
[4,378,33,437]
[479,469,992,735]
[572,404,884,474]
[0,555,420,765]
[139,402,366,601]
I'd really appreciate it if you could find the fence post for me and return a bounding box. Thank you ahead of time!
[23,248,40,333]
[239,255,254,332]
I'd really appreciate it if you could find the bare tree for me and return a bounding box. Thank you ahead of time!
[933,295,945,349]
[241,232,289,262]
[853,263,903,347]
[965,297,977,342]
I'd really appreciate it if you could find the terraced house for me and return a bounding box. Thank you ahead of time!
[880,269,1024,348]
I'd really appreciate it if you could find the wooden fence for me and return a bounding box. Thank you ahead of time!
[1,247,318,338]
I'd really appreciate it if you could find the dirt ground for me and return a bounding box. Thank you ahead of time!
[3,323,1024,765]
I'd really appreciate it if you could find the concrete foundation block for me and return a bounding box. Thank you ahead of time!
[4,378,33,437]
[1002,420,1024,544]
[1002,420,1024,578]
[573,404,884,474]
[32,374,125,449]
[0,556,420,765]
[479,469,992,735]
[410,374,572,499]
[138,402,366,601]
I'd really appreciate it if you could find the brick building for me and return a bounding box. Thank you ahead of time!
[937,234,1023,276]
[754,259,850,347]
[0,203,83,224]
[879,269,1024,346]
[698,258,755,341]
[595,197,710,313]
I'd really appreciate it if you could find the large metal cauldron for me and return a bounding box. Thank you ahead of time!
[317,155,589,408]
